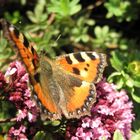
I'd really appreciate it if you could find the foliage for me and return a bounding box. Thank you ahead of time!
[113,130,125,140]
[0,0,140,139]
[104,0,139,22]
[108,50,140,103]
[48,0,82,18]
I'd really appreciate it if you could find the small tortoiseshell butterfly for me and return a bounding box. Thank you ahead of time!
[0,19,107,120]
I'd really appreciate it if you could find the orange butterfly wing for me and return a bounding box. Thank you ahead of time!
[65,81,96,119]
[55,52,107,118]
[56,52,107,83]
[0,19,61,120]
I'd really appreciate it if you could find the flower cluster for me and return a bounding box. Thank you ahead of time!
[8,125,27,140]
[1,61,39,139]
[65,79,135,140]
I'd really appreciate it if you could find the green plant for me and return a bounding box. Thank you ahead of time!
[104,0,139,22]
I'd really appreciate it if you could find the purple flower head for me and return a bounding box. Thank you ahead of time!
[4,61,39,122]
[3,61,39,139]
[66,79,135,140]
[5,61,28,91]
[8,125,28,140]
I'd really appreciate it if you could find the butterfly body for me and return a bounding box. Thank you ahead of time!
[0,19,107,120]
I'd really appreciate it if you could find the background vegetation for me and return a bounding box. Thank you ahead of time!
[0,0,140,139]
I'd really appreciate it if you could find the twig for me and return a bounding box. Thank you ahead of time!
[0,117,16,123]
[47,13,55,26]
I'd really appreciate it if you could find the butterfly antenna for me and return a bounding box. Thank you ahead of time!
[51,34,61,48]
[55,34,61,42]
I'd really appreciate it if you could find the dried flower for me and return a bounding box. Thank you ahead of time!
[65,79,135,140]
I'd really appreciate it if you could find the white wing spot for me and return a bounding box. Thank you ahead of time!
[69,54,79,64]
[81,52,91,61]
[92,52,99,59]
[80,70,88,78]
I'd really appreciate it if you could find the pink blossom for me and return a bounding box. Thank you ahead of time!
[16,109,28,121]
[3,61,39,139]
[81,117,91,128]
[65,79,135,140]
[5,61,28,91]
[5,61,39,121]
[8,125,28,140]
[24,100,36,109]
[27,110,38,122]
[9,91,22,102]
[71,136,79,140]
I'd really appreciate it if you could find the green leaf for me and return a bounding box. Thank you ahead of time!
[26,11,38,23]
[116,77,124,89]
[110,51,123,71]
[81,34,89,42]
[94,26,103,38]
[121,71,134,88]
[85,19,95,26]
[108,72,121,82]
[131,131,140,140]
[4,11,21,24]
[102,26,109,36]
[34,0,46,17]
[101,136,107,140]
[34,131,53,140]
[133,79,140,87]
[0,35,12,69]
[108,72,125,89]
[51,120,61,126]
[27,0,47,23]
[113,130,124,140]
[131,89,140,103]
[48,0,81,18]
[20,0,26,5]
[69,0,81,15]
[93,25,121,49]
[104,0,133,22]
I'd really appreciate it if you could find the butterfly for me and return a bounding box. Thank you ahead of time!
[0,19,107,120]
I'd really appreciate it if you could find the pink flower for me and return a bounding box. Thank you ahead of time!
[65,79,135,140]
[2,61,39,139]
[5,61,28,91]
[71,136,79,140]
[24,100,36,109]
[8,91,22,102]
[5,61,39,121]
[17,109,28,121]
[81,117,91,128]
[8,125,28,140]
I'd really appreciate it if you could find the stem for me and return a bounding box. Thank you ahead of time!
[0,117,16,123]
